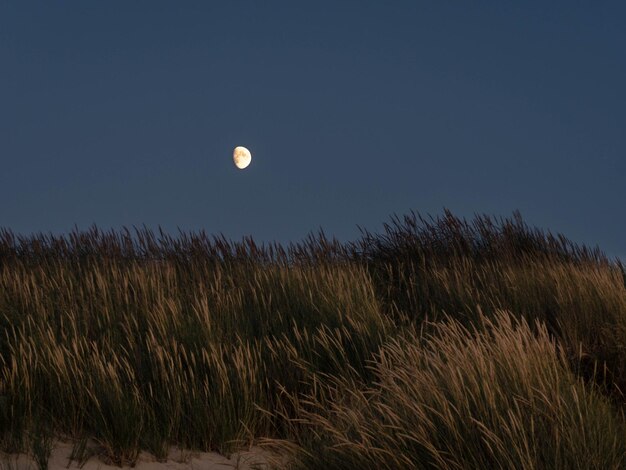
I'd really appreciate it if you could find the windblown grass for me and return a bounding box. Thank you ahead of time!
[277,312,626,469]
[0,210,624,468]
[0,248,386,461]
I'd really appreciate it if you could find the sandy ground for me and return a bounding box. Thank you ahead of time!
[1,441,276,470]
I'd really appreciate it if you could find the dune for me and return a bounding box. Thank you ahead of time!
[2,441,274,470]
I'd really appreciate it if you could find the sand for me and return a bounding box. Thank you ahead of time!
[1,441,275,470]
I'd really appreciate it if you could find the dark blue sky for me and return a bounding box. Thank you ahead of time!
[1,2,624,257]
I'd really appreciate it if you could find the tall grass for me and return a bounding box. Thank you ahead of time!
[353,211,626,403]
[278,312,626,469]
[0,210,624,467]
[0,248,386,461]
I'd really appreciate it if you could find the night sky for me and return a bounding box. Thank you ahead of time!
[1,2,624,258]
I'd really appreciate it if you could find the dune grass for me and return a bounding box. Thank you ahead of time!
[0,211,624,468]
[275,311,626,469]
[0,247,386,462]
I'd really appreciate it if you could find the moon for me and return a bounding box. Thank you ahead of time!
[233,146,252,169]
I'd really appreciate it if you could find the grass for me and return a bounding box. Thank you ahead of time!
[0,210,624,468]
[276,312,626,469]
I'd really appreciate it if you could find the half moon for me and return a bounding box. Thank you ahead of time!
[233,146,252,169]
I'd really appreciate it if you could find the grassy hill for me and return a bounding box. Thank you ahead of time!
[1,211,625,469]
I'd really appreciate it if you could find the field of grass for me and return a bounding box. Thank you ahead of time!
[1,210,625,469]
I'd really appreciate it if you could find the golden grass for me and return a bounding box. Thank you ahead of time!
[0,211,624,468]
[276,312,626,469]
